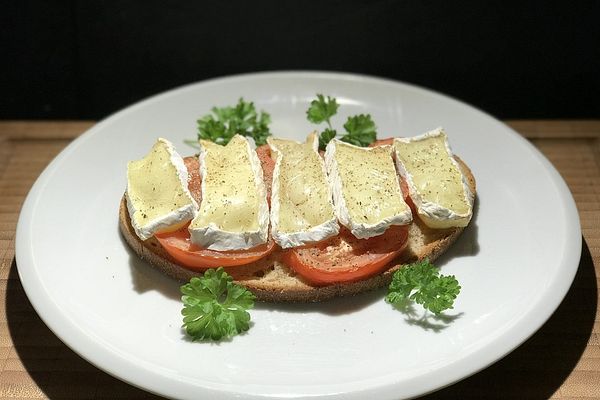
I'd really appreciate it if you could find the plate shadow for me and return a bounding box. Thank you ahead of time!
[6,258,165,399]
[420,236,597,399]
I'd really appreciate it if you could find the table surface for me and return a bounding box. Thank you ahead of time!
[0,120,598,399]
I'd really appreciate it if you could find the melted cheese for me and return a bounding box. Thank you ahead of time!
[268,133,338,248]
[189,135,269,250]
[325,139,412,239]
[126,138,198,240]
[393,128,473,228]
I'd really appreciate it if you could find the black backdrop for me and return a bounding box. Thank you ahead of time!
[2,0,599,120]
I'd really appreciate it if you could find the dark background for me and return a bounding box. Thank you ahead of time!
[2,0,599,120]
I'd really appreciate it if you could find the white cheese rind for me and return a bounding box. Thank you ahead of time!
[189,135,269,251]
[393,127,474,229]
[324,139,412,239]
[126,138,198,241]
[268,133,339,248]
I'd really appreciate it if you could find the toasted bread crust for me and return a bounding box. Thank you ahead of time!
[119,157,476,302]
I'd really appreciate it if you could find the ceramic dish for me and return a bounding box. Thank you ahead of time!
[16,72,581,399]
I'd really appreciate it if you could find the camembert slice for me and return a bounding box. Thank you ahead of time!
[126,138,198,240]
[325,139,412,239]
[189,135,269,250]
[268,133,339,248]
[393,128,474,229]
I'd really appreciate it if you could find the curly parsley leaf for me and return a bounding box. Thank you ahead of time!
[306,94,376,150]
[197,116,231,144]
[318,128,337,150]
[196,98,271,146]
[181,268,256,341]
[306,94,339,151]
[386,259,461,315]
[340,114,377,147]
[306,94,339,125]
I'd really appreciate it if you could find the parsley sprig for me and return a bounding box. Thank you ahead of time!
[386,259,461,315]
[181,268,255,341]
[306,94,377,150]
[195,98,272,146]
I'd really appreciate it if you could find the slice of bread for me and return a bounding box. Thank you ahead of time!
[119,157,476,302]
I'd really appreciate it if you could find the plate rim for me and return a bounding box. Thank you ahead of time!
[15,70,582,400]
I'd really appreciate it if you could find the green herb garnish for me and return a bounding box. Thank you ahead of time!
[181,268,256,341]
[318,128,337,152]
[386,259,461,314]
[196,98,271,146]
[306,94,377,150]
[340,114,377,147]
[307,94,339,127]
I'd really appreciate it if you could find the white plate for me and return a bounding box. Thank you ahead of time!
[16,72,581,399]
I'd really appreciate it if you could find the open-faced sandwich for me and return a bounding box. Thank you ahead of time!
[119,126,476,302]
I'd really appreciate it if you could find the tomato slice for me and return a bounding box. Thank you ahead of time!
[184,156,202,204]
[154,146,277,270]
[371,137,394,146]
[155,225,276,269]
[255,144,274,203]
[284,225,409,286]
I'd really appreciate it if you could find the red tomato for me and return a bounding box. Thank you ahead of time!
[283,225,409,286]
[184,157,202,204]
[155,147,277,269]
[371,137,394,146]
[155,225,276,269]
[255,144,274,203]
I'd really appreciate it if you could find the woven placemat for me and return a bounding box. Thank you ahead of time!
[0,120,598,399]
